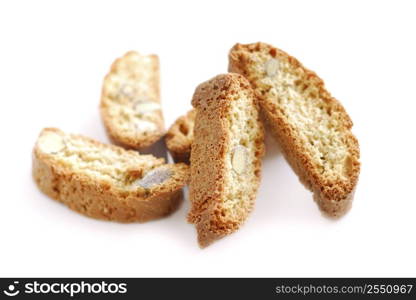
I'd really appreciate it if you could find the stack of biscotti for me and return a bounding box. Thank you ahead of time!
[33,43,360,248]
[33,51,190,224]
[168,42,360,247]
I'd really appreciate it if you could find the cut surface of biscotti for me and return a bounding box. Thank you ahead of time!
[229,42,360,217]
[188,73,265,247]
[33,128,189,223]
[101,51,164,149]
[165,109,196,163]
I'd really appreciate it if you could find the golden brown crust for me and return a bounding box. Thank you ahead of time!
[189,74,265,247]
[229,42,360,218]
[32,128,189,223]
[100,51,165,149]
[165,109,196,163]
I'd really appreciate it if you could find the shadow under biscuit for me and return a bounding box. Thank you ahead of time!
[101,128,169,162]
[156,186,200,247]
[138,137,169,161]
[263,131,282,160]
[256,131,325,222]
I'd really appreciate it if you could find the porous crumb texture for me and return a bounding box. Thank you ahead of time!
[165,109,196,163]
[189,73,265,247]
[32,128,189,222]
[229,42,360,217]
[101,51,165,149]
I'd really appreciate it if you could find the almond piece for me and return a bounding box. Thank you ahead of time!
[231,145,247,174]
[265,58,279,77]
[134,101,161,115]
[132,167,172,189]
[134,119,157,132]
[38,132,66,154]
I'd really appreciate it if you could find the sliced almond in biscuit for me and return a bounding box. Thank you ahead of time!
[38,132,66,154]
[118,82,135,98]
[231,145,248,174]
[134,101,161,114]
[134,119,157,132]
[265,58,279,77]
[132,167,172,189]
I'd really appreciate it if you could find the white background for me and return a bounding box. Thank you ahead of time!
[1,0,415,277]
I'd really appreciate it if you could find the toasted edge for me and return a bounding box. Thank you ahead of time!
[188,73,265,247]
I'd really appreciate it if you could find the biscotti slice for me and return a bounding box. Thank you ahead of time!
[33,128,189,223]
[229,42,360,217]
[188,74,265,247]
[165,109,196,163]
[101,51,164,149]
